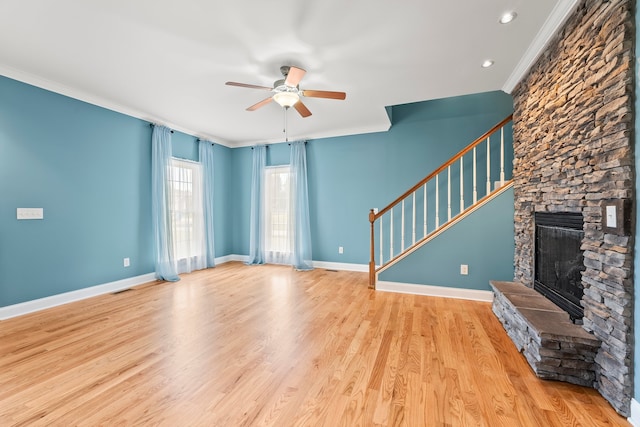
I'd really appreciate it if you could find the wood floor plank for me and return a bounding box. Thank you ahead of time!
[0,262,630,426]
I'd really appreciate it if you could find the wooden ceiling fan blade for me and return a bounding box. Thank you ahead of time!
[226,81,273,91]
[285,66,306,87]
[294,101,312,118]
[247,97,273,111]
[302,90,346,100]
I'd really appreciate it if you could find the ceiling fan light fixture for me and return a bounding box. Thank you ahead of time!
[273,91,300,108]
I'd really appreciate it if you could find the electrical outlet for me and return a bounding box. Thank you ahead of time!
[338,246,344,254]
[124,257,130,267]
[460,264,468,275]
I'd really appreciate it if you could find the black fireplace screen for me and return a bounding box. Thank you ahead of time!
[534,212,585,320]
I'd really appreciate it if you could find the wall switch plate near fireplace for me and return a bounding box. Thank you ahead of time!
[601,199,631,236]
[605,205,616,227]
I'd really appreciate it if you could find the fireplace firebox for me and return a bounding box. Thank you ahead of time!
[534,212,585,321]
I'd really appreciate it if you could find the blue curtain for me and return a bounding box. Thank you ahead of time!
[290,141,313,271]
[199,140,216,268]
[151,125,179,281]
[247,145,266,265]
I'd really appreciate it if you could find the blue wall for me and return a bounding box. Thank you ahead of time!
[0,75,232,306]
[212,143,233,257]
[379,187,515,290]
[230,91,513,266]
[0,74,513,307]
[0,76,153,306]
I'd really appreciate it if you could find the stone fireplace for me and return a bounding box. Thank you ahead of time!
[507,0,634,416]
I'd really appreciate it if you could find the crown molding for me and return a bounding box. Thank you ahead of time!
[0,64,233,147]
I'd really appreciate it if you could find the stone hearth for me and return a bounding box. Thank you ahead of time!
[491,281,600,386]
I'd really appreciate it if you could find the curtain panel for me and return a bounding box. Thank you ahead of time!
[247,145,267,265]
[290,141,313,271]
[199,140,216,268]
[151,125,179,281]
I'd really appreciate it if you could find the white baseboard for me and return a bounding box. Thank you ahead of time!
[215,254,249,264]
[312,260,368,272]
[376,280,494,302]
[629,398,640,426]
[0,257,491,320]
[218,256,368,272]
[0,273,157,320]
[0,255,246,320]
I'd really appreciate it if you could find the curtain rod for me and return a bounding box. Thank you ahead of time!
[149,123,173,133]
[250,141,308,149]
[196,138,214,146]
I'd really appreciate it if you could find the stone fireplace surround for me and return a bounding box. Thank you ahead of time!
[506,0,634,416]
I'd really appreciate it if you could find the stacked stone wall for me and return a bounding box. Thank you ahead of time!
[512,0,634,415]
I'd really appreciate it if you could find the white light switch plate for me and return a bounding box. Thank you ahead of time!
[17,208,44,220]
[606,205,617,228]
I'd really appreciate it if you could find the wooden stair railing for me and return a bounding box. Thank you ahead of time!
[368,114,514,288]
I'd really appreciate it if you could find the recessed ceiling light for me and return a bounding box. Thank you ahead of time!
[482,60,494,68]
[499,11,517,24]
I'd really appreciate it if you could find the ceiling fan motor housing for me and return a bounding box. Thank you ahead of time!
[274,79,299,93]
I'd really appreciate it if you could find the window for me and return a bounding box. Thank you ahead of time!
[168,158,206,273]
[263,166,291,264]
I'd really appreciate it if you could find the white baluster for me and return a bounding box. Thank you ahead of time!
[473,147,477,204]
[486,136,491,195]
[379,217,383,265]
[390,208,394,259]
[412,192,416,245]
[435,174,440,228]
[500,127,505,185]
[447,166,452,221]
[460,156,464,212]
[423,183,427,237]
[401,200,405,251]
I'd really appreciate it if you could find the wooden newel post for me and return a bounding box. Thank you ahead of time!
[369,209,376,289]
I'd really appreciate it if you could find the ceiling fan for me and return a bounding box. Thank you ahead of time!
[225,65,346,118]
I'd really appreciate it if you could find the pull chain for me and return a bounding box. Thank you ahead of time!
[283,107,289,142]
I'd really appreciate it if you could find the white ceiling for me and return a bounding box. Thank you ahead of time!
[0,0,578,147]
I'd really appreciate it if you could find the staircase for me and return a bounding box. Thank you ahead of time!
[368,114,514,288]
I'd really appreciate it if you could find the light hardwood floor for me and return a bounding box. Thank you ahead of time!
[0,262,629,426]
